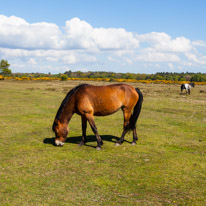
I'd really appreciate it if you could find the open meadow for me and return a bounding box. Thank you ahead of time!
[0,80,206,206]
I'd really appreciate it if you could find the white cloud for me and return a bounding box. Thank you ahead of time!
[64,18,139,50]
[0,15,62,49]
[185,52,206,65]
[0,47,96,64]
[168,63,174,69]
[0,15,139,51]
[192,40,206,47]
[0,14,206,73]
[137,32,191,53]
[134,51,180,62]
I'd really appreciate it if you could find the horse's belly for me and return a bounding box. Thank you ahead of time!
[93,103,122,116]
[93,108,120,116]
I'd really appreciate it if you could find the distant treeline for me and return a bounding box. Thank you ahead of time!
[10,71,206,82]
[64,71,206,82]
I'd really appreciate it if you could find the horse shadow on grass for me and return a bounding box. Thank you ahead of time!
[43,135,131,148]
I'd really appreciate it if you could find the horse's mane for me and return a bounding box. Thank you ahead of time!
[52,84,89,132]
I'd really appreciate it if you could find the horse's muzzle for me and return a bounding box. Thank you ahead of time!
[55,139,65,146]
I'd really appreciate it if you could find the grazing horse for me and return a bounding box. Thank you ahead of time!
[181,83,195,95]
[52,84,143,150]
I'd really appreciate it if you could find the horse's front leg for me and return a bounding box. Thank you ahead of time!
[115,130,126,146]
[79,116,87,146]
[85,113,103,150]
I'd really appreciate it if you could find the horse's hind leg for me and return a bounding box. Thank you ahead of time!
[115,110,131,146]
[79,116,87,146]
[85,113,103,150]
[117,126,138,146]
[132,126,138,145]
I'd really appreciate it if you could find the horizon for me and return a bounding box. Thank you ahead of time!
[0,0,206,74]
[8,70,206,75]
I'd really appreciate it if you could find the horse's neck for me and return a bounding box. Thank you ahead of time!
[59,110,73,125]
[57,92,76,125]
[60,100,75,124]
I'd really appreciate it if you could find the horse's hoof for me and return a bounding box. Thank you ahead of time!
[131,142,136,145]
[115,143,121,146]
[96,147,101,151]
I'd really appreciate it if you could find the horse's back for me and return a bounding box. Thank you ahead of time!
[76,84,137,98]
[74,84,138,116]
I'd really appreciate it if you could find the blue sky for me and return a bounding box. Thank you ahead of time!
[0,0,206,74]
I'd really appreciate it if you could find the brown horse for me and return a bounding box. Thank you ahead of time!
[52,83,143,150]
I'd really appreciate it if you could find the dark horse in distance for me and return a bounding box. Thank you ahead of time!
[52,84,143,150]
[181,83,195,95]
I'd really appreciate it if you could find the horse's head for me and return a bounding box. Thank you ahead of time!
[191,83,195,88]
[53,119,68,146]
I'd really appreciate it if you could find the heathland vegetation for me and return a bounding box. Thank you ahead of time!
[4,70,206,82]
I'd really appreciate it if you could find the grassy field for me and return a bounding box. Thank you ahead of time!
[0,80,206,206]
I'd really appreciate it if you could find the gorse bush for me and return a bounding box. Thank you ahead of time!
[61,74,68,81]
[3,76,206,85]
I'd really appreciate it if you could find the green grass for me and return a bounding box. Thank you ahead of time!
[0,80,206,206]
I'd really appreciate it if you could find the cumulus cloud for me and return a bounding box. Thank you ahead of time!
[192,40,206,47]
[137,32,191,53]
[0,15,139,51]
[185,52,206,65]
[0,14,206,73]
[135,51,180,62]
[0,15,62,49]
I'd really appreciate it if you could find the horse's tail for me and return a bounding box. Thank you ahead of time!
[128,88,143,131]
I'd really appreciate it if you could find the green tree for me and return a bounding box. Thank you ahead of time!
[191,74,206,82]
[178,76,186,81]
[155,75,164,80]
[0,59,12,75]
[61,74,68,81]
[64,70,72,77]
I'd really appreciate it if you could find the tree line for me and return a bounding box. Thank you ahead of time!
[63,70,206,82]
